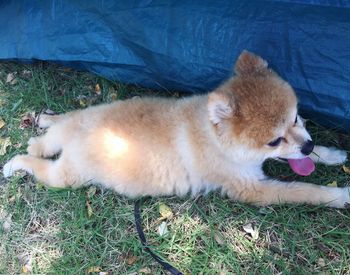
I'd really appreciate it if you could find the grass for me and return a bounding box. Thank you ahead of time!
[0,61,350,274]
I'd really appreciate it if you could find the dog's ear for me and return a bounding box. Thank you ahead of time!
[208,90,235,124]
[234,50,268,76]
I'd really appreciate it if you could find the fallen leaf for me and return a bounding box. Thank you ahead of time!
[243,223,259,240]
[22,265,30,273]
[34,178,45,186]
[77,95,88,108]
[126,255,138,265]
[327,181,337,187]
[20,112,36,129]
[86,201,93,218]
[109,92,118,101]
[85,187,96,218]
[139,267,152,274]
[95,84,101,95]
[317,257,326,267]
[214,231,225,246]
[158,221,168,236]
[75,95,98,108]
[343,165,350,175]
[0,137,11,155]
[159,203,173,220]
[6,73,17,85]
[0,117,5,129]
[87,266,101,273]
[87,186,97,198]
[21,255,32,273]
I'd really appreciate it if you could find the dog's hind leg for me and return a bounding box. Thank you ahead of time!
[226,180,350,209]
[3,154,82,188]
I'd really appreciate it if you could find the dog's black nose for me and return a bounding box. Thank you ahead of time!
[301,140,314,155]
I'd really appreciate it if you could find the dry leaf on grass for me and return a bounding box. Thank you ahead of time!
[243,223,259,240]
[95,83,102,95]
[86,201,93,218]
[327,181,337,187]
[22,265,30,273]
[139,267,152,274]
[0,117,5,129]
[6,73,17,85]
[158,221,168,236]
[0,137,11,155]
[109,92,118,101]
[126,255,138,265]
[20,112,36,129]
[85,187,96,218]
[159,203,173,220]
[75,95,98,108]
[21,255,32,274]
[317,257,326,267]
[87,186,97,198]
[87,266,101,273]
[343,165,350,175]
[76,95,88,108]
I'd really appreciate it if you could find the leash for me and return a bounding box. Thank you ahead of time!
[134,199,183,275]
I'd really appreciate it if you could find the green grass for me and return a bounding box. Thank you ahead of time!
[0,62,349,274]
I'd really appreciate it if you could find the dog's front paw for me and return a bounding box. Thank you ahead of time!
[324,148,347,165]
[341,188,350,209]
[311,146,347,165]
[329,187,350,209]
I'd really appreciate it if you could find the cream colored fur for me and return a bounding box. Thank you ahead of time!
[3,51,349,208]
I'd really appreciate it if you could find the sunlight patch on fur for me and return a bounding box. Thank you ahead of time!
[103,130,129,158]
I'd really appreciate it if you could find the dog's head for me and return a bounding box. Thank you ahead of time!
[208,51,314,175]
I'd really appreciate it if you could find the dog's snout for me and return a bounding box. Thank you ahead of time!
[301,140,314,155]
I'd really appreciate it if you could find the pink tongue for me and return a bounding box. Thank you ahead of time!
[287,157,315,176]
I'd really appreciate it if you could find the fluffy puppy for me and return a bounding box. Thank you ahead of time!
[3,51,349,208]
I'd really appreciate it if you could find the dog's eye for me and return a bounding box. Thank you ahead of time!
[268,137,283,147]
[294,116,298,124]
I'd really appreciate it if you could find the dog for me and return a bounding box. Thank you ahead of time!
[3,51,349,208]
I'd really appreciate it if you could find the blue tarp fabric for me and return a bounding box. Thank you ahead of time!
[1,1,349,131]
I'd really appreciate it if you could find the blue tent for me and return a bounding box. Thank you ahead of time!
[1,1,349,131]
